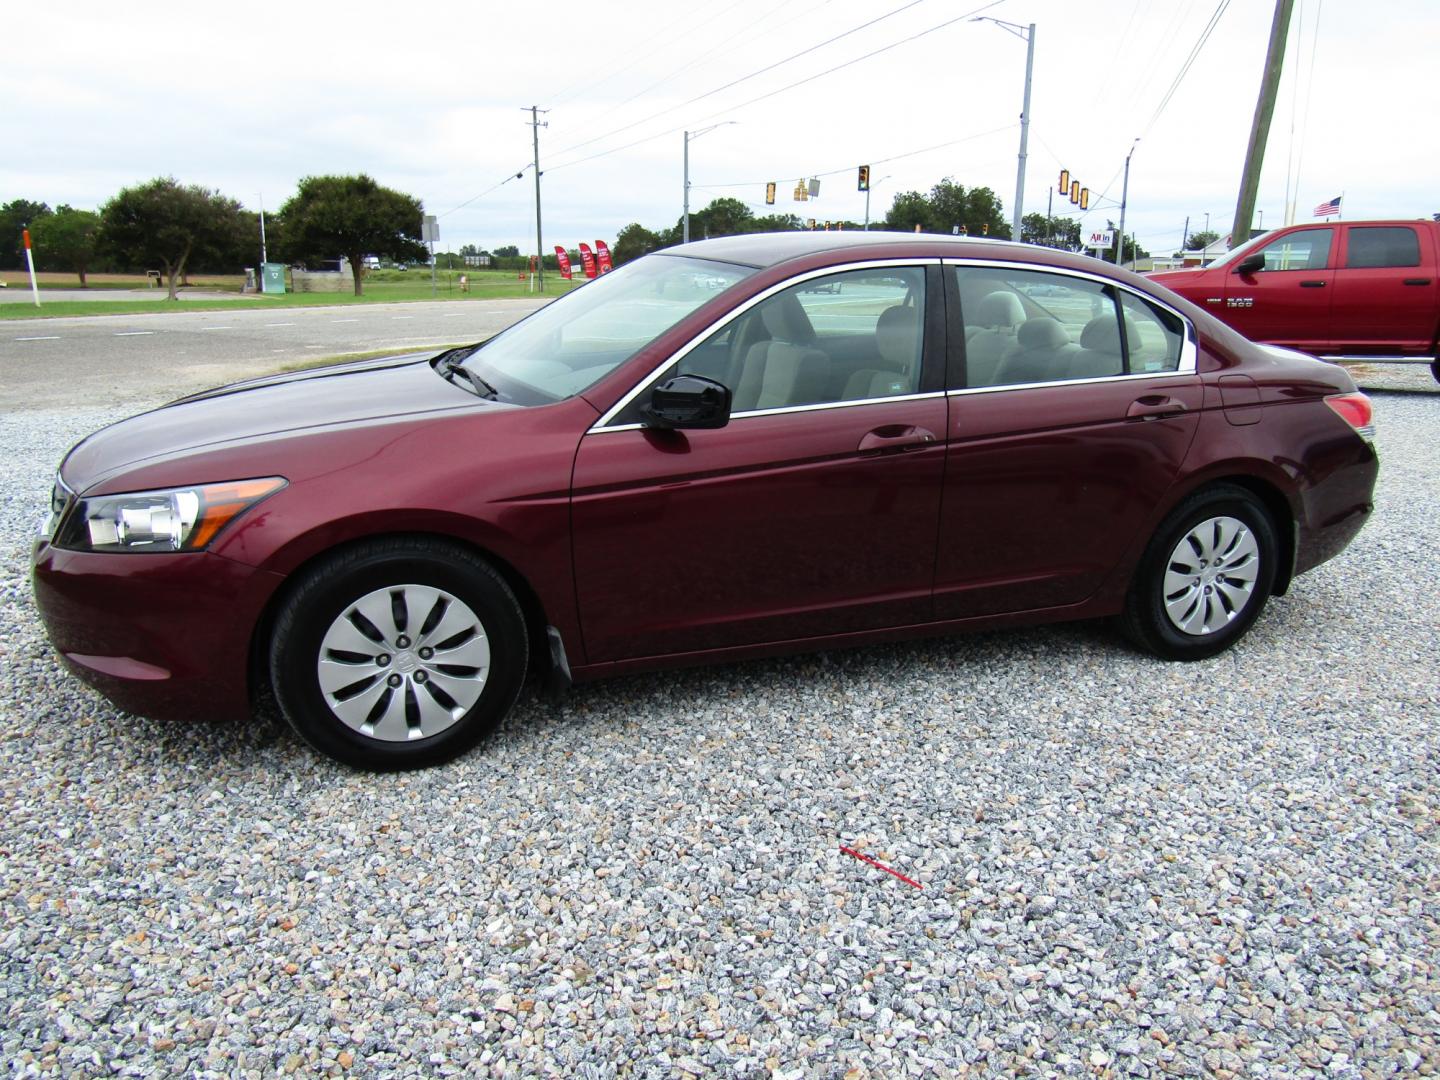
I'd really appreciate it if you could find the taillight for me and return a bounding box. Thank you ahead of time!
[1325,392,1375,442]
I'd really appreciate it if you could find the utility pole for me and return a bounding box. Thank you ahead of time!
[972,18,1035,242]
[683,132,690,244]
[258,192,268,267]
[1115,138,1139,266]
[1231,0,1295,249]
[526,106,548,291]
[1013,22,1036,242]
[1182,214,1190,251]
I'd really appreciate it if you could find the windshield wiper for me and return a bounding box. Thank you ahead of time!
[446,364,499,400]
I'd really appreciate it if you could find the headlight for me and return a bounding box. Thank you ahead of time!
[52,477,287,553]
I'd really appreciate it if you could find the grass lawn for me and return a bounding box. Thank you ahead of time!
[0,270,582,320]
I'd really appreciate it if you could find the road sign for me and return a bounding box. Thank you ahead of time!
[421,215,439,243]
[1087,229,1115,249]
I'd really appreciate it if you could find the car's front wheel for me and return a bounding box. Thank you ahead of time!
[1121,484,1279,660]
[269,538,528,769]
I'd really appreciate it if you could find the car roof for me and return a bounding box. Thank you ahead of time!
[659,230,1120,278]
[660,230,1028,268]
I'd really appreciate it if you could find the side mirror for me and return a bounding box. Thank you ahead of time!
[640,374,732,430]
[1235,253,1265,275]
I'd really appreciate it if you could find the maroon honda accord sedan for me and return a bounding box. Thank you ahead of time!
[33,233,1377,768]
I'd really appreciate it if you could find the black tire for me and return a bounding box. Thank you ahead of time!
[269,537,528,769]
[1120,484,1279,661]
[1430,357,1439,385]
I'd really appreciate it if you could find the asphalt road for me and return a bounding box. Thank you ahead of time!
[0,297,551,410]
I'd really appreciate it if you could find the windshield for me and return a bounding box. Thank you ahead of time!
[461,255,755,404]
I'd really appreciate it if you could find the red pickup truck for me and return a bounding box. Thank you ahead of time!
[1149,219,1440,383]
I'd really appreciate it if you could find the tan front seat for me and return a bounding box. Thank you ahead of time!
[1070,314,1139,379]
[732,292,830,411]
[964,291,1026,387]
[842,304,921,400]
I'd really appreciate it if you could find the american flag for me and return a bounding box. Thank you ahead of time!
[1313,195,1342,218]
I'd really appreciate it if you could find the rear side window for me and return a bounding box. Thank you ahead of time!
[955,267,1123,387]
[1254,228,1332,271]
[1345,227,1421,268]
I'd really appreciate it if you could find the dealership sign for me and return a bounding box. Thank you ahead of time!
[1086,230,1115,250]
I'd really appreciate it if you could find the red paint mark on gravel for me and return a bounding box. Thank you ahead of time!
[840,845,922,889]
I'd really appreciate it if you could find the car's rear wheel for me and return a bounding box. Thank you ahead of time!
[269,538,527,769]
[1121,485,1278,660]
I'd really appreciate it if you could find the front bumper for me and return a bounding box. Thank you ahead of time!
[31,541,285,724]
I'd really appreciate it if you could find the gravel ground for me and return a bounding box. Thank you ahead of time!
[1,385,1437,1078]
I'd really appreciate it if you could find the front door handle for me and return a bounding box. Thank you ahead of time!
[1299,280,1327,288]
[1403,278,1432,286]
[1127,396,1187,421]
[858,425,937,454]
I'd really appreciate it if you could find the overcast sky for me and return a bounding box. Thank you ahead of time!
[4,0,1436,258]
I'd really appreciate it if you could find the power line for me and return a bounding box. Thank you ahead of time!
[552,0,834,140]
[1143,0,1232,136]
[547,0,1002,174]
[437,167,531,219]
[545,0,944,162]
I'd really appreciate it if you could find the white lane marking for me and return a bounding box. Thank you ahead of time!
[442,313,466,317]
[271,348,287,353]
[200,326,233,331]
[304,345,327,349]
[115,331,154,336]
[391,316,415,320]
[264,322,296,327]
[14,335,61,341]
[331,319,359,324]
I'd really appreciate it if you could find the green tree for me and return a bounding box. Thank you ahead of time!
[31,207,100,286]
[279,174,428,296]
[493,244,520,259]
[884,190,930,232]
[1021,212,1082,250]
[677,197,754,241]
[611,223,664,265]
[99,178,246,299]
[1184,229,1220,251]
[0,199,52,270]
[751,213,804,232]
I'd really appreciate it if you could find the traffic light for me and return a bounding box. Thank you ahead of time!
[808,218,816,230]
[858,165,870,192]
[1058,169,1069,195]
[959,224,968,236]
[794,182,808,202]
[982,223,989,235]
[1070,180,1081,205]
[1079,187,1090,211]
[766,181,776,205]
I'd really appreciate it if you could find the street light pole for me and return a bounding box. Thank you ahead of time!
[863,175,892,231]
[258,192,267,267]
[683,122,737,244]
[1115,139,1139,266]
[973,17,1036,242]
[526,105,548,292]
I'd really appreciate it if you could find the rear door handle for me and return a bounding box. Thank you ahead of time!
[858,425,937,454]
[1127,396,1187,421]
[1403,278,1432,286]
[1299,280,1327,288]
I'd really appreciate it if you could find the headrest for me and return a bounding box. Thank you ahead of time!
[974,291,1026,330]
[1016,317,1069,350]
[761,291,816,343]
[1079,314,1140,354]
[876,305,920,369]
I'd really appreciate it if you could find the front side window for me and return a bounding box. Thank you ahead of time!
[1120,292,1185,373]
[1252,228,1333,272]
[1345,226,1421,268]
[461,254,754,404]
[956,267,1125,387]
[617,265,926,422]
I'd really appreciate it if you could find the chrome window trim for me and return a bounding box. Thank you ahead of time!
[944,256,1199,381]
[589,258,941,433]
[598,390,949,434]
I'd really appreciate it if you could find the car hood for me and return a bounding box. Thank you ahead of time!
[62,351,504,491]
[1147,268,1210,285]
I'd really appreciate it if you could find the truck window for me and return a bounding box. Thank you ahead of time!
[1346,227,1421,269]
[1255,228,1332,271]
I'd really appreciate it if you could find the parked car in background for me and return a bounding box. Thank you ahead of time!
[33,232,1378,769]
[1149,219,1440,383]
